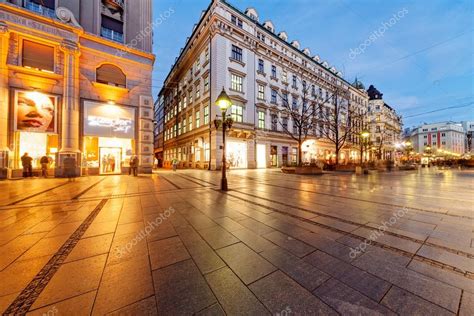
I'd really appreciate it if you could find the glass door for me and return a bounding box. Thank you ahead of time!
[99,147,122,174]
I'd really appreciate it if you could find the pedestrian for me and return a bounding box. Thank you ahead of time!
[40,155,49,178]
[129,156,134,176]
[172,158,178,171]
[102,155,108,173]
[21,152,33,178]
[132,155,139,176]
[63,155,76,181]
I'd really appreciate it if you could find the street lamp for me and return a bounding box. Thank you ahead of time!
[214,88,233,191]
[359,130,370,164]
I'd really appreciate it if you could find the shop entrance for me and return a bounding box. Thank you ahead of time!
[99,147,122,174]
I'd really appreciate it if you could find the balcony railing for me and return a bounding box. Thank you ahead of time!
[25,0,56,19]
[101,27,124,43]
[102,0,124,11]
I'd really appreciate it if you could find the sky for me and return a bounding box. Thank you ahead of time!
[152,0,474,128]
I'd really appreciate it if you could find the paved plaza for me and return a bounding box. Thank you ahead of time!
[0,169,473,315]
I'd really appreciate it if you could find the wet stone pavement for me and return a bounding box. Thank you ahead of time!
[0,168,473,315]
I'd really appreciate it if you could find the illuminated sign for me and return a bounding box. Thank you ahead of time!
[83,101,135,138]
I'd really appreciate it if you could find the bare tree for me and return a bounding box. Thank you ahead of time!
[265,71,322,166]
[316,86,366,166]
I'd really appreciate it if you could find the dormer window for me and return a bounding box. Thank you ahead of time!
[24,0,56,18]
[101,15,124,43]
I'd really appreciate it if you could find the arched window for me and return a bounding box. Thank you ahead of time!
[96,64,126,88]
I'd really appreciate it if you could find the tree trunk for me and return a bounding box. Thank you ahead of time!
[298,140,303,166]
[335,146,339,166]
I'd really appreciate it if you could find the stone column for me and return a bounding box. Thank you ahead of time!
[0,22,10,178]
[58,39,80,174]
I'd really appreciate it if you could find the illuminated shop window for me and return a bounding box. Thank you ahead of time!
[15,132,58,169]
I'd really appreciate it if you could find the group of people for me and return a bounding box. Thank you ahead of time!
[20,153,140,179]
[101,154,117,173]
[21,153,51,178]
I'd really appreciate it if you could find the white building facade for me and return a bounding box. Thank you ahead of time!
[158,1,368,170]
[366,85,402,161]
[409,122,465,155]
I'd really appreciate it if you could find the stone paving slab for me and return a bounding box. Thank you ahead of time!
[249,270,337,315]
[381,286,454,315]
[205,267,269,315]
[216,242,276,285]
[314,278,395,315]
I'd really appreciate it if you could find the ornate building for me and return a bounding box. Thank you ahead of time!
[0,0,155,178]
[158,1,368,170]
[366,85,402,161]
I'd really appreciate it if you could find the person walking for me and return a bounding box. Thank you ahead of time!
[172,158,178,171]
[131,155,139,176]
[63,155,76,181]
[21,152,33,178]
[40,155,49,178]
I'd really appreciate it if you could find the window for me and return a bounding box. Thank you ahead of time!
[204,77,209,92]
[271,114,278,131]
[282,70,287,83]
[282,93,289,105]
[271,65,277,78]
[196,110,200,128]
[282,117,288,131]
[231,74,243,92]
[292,97,298,110]
[183,96,187,108]
[271,89,277,104]
[24,0,55,18]
[257,84,265,100]
[96,64,126,88]
[204,106,209,125]
[376,126,380,133]
[178,100,182,113]
[189,92,193,105]
[182,118,187,133]
[22,40,55,72]
[302,80,307,91]
[177,122,181,136]
[231,45,243,62]
[188,116,193,131]
[231,105,243,122]
[196,88,201,99]
[231,15,243,28]
[258,111,265,129]
[311,85,316,96]
[292,75,297,88]
[258,59,264,73]
[101,15,124,43]
[196,56,201,69]
[205,48,209,62]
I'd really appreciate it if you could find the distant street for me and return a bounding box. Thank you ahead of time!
[0,169,473,315]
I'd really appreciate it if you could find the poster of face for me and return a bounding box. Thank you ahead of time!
[83,101,136,139]
[15,90,57,133]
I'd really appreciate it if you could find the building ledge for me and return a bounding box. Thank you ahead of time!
[9,64,62,83]
[91,81,130,93]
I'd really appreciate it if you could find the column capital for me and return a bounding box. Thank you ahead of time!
[0,21,9,36]
[60,39,80,56]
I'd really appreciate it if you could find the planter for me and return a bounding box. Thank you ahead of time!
[295,166,323,175]
[281,166,295,174]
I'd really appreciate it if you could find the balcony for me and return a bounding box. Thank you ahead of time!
[101,27,124,43]
[25,0,56,19]
[102,0,125,12]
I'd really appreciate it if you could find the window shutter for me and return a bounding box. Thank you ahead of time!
[101,15,123,33]
[96,64,126,87]
[22,40,54,72]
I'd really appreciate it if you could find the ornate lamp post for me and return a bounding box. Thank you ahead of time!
[359,130,370,165]
[214,88,233,191]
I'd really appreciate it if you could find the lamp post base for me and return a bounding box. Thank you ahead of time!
[221,178,228,191]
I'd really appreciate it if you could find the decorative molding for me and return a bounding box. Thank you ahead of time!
[0,21,8,35]
[56,7,82,29]
[60,39,80,56]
